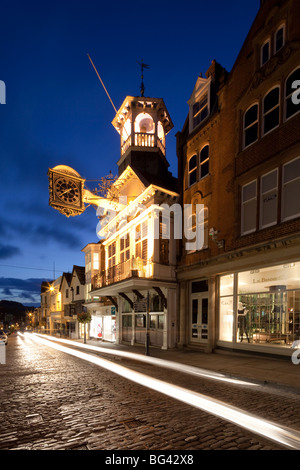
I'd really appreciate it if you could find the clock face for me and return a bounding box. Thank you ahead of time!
[54,178,80,204]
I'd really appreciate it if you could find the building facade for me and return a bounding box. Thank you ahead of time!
[91,95,179,349]
[176,0,300,356]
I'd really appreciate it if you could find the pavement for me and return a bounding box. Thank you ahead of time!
[72,337,300,391]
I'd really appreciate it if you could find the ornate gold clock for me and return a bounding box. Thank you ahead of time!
[48,165,86,217]
[54,177,81,204]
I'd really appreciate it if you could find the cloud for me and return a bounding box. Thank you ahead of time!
[0,277,44,295]
[0,243,21,259]
[0,215,83,249]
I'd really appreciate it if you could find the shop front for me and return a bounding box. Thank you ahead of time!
[218,261,300,355]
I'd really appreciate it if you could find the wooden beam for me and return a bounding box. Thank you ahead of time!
[132,289,144,301]
[153,286,167,309]
[118,292,133,309]
[106,296,118,311]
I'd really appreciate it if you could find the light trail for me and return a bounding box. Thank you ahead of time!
[32,333,257,387]
[19,332,300,450]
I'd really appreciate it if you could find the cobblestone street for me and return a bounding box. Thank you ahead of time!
[1,334,300,454]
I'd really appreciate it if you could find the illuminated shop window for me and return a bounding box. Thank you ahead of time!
[243,104,259,148]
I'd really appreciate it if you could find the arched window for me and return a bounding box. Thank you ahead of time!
[188,154,197,187]
[243,103,259,148]
[134,113,155,133]
[285,67,300,120]
[263,86,280,135]
[199,145,209,179]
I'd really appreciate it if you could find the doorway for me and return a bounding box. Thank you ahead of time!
[191,293,209,343]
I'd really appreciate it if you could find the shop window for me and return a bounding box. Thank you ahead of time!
[275,25,285,53]
[285,67,300,120]
[282,156,300,222]
[237,263,300,346]
[150,315,157,329]
[261,39,270,66]
[122,315,132,327]
[158,315,164,329]
[263,87,280,135]
[199,145,209,179]
[192,95,208,129]
[219,274,234,342]
[260,169,278,229]
[188,154,197,186]
[135,314,146,328]
[243,104,259,148]
[241,180,257,235]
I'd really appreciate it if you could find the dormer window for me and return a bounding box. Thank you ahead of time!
[188,75,211,134]
[193,95,208,129]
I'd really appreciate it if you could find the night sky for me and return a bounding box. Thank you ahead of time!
[0,0,259,306]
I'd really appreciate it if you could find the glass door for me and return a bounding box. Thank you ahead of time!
[191,294,209,343]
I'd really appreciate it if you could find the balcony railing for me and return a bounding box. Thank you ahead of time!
[92,258,147,289]
[134,132,155,148]
[121,132,166,156]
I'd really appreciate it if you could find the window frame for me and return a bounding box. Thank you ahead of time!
[243,103,259,149]
[199,144,210,180]
[259,168,278,230]
[281,156,300,222]
[261,38,271,66]
[274,24,285,54]
[188,154,197,187]
[241,180,257,235]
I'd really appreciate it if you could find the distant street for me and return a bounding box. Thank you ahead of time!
[1,334,300,455]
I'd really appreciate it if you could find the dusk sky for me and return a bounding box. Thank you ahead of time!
[0,0,260,306]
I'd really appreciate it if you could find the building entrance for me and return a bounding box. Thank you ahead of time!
[190,293,208,343]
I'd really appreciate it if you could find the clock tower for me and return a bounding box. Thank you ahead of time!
[112,95,176,189]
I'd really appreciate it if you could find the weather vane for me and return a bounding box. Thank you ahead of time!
[137,60,150,97]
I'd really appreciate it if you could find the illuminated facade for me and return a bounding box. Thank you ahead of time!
[176,0,300,356]
[91,96,179,349]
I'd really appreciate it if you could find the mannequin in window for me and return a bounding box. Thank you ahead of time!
[238,302,250,342]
